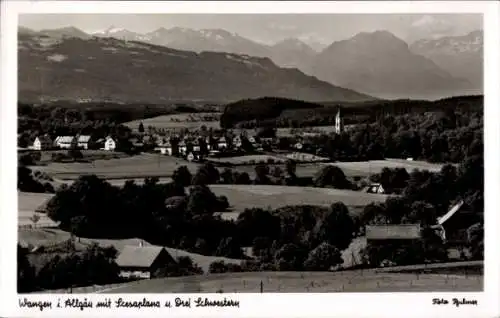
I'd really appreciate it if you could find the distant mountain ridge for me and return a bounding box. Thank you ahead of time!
[18,29,372,103]
[310,30,477,99]
[409,30,483,91]
[19,26,483,100]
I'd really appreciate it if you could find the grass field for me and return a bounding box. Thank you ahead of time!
[18,192,57,227]
[125,112,221,131]
[30,153,201,180]
[87,269,481,293]
[209,184,388,215]
[323,159,446,177]
[36,150,129,162]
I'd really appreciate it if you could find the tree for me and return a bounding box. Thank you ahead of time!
[254,164,270,185]
[17,244,36,292]
[304,242,343,271]
[30,213,40,229]
[285,159,297,178]
[313,202,355,250]
[138,122,145,133]
[192,163,220,185]
[271,166,283,179]
[274,243,308,271]
[313,165,351,189]
[467,222,484,260]
[186,185,219,215]
[236,208,280,245]
[234,172,251,185]
[220,168,234,184]
[172,166,192,187]
[215,237,243,258]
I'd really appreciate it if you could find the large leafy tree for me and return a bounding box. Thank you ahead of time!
[304,242,343,271]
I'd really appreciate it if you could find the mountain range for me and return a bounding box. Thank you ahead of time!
[18,25,483,101]
[18,28,370,103]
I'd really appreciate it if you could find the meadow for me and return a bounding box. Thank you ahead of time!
[209,184,389,217]
[323,159,446,177]
[18,192,57,227]
[30,153,201,180]
[124,112,221,131]
[83,269,482,293]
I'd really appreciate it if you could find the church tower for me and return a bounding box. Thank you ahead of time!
[335,107,344,134]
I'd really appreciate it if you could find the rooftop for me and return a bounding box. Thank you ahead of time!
[115,245,168,268]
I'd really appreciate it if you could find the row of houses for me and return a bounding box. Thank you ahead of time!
[152,134,263,157]
[32,135,117,151]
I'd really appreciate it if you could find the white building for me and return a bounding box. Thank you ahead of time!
[33,135,52,150]
[54,136,74,149]
[156,141,172,155]
[104,137,116,151]
[217,136,227,150]
[335,107,344,134]
[77,135,92,149]
[178,141,187,155]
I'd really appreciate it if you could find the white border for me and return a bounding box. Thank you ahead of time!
[2,1,499,318]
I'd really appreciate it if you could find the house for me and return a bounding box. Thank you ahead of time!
[294,142,303,150]
[431,200,482,244]
[364,183,385,194]
[366,224,422,241]
[77,135,92,150]
[54,136,75,149]
[178,141,187,155]
[156,141,172,155]
[115,245,176,280]
[205,136,212,151]
[104,137,117,151]
[233,135,242,148]
[217,136,228,150]
[192,139,201,152]
[32,135,52,151]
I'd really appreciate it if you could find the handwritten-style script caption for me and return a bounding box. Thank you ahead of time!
[19,297,240,312]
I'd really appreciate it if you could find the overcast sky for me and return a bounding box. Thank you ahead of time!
[19,14,482,45]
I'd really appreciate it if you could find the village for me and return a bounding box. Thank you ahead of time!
[27,109,346,164]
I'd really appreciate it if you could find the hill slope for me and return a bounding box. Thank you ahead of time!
[311,31,473,100]
[18,30,372,103]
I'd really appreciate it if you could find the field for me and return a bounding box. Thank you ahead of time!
[18,228,243,273]
[30,153,201,180]
[79,268,482,293]
[18,192,57,227]
[124,112,221,131]
[209,184,388,216]
[323,159,446,177]
[36,150,129,162]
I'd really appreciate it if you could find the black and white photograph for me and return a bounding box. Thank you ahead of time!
[15,11,486,295]
[3,3,498,316]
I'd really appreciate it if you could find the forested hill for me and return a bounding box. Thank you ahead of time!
[220,95,483,129]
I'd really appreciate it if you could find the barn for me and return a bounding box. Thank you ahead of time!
[115,245,176,279]
[366,224,422,241]
[432,200,482,245]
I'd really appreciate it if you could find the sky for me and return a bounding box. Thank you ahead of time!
[19,14,482,45]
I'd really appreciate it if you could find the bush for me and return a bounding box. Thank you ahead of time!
[303,242,343,271]
[208,260,242,274]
